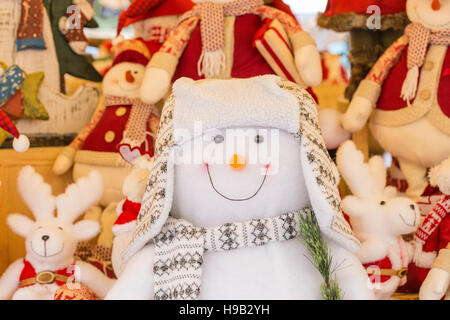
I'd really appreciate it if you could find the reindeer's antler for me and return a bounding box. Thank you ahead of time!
[336,141,374,198]
[17,166,55,221]
[368,156,387,193]
[55,171,103,223]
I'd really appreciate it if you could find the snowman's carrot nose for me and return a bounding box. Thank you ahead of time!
[229,154,246,171]
[125,70,135,83]
[431,0,440,10]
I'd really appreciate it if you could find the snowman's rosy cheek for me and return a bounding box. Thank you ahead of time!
[202,162,210,174]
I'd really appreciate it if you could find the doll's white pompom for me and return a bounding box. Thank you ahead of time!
[13,134,30,152]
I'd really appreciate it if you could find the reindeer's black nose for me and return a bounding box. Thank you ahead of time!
[42,235,49,241]
[410,204,416,210]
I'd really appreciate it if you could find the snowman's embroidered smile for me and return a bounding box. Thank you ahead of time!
[205,163,269,201]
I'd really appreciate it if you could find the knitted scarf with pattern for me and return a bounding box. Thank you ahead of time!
[104,95,159,162]
[153,209,307,300]
[175,0,264,78]
[401,23,450,102]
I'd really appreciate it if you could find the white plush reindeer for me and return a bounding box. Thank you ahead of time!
[337,141,420,299]
[0,166,115,300]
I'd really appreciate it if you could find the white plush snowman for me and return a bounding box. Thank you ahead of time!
[342,0,450,198]
[106,76,373,300]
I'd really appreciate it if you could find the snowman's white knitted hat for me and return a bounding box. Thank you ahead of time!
[122,75,359,261]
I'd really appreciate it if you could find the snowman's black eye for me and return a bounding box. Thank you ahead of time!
[213,135,224,144]
[134,71,138,74]
[380,201,386,205]
[254,135,264,144]
[58,227,63,230]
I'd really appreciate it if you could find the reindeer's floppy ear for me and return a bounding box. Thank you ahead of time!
[56,170,103,223]
[73,220,100,242]
[342,196,365,218]
[17,166,55,221]
[7,214,34,238]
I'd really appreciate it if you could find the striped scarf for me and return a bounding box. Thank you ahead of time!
[401,23,450,102]
[175,0,264,78]
[153,209,307,300]
[104,95,159,162]
[415,195,450,245]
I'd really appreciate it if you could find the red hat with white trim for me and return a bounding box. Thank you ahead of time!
[111,38,152,67]
[117,0,194,36]
[0,109,29,152]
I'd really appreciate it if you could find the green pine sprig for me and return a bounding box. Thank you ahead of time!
[298,208,342,300]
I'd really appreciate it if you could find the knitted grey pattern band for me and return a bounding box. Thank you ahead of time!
[153,210,304,300]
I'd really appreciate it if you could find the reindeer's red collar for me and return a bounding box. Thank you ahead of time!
[19,259,75,288]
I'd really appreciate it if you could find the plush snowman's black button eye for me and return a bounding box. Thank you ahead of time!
[380,201,386,205]
[213,135,224,144]
[134,71,138,74]
[254,135,264,144]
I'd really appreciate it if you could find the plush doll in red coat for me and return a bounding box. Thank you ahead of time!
[405,157,450,296]
[111,156,151,277]
[52,39,159,206]
[139,0,322,105]
[343,0,450,199]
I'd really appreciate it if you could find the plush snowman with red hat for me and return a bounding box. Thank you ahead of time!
[342,0,450,199]
[116,0,194,55]
[52,39,159,207]
[139,0,322,105]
